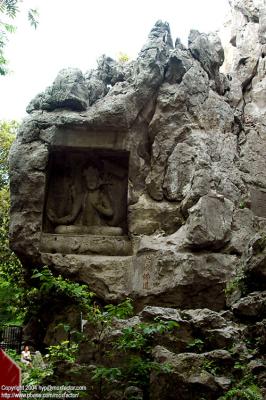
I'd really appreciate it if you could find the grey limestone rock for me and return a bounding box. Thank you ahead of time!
[27,68,89,112]
[8,7,266,322]
[84,69,108,105]
[232,290,266,318]
[163,142,195,201]
[232,0,261,22]
[128,194,182,235]
[181,308,241,349]
[244,232,266,283]
[185,192,234,249]
[139,306,183,323]
[181,308,228,329]
[95,55,127,86]
[188,30,225,94]
[227,208,256,254]
[150,346,232,400]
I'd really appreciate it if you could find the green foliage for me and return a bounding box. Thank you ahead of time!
[27,8,39,29]
[201,359,219,375]
[5,347,20,362]
[0,120,25,326]
[0,186,23,281]
[115,319,179,351]
[88,312,178,396]
[233,361,246,371]
[92,366,122,383]
[90,317,177,394]
[0,1,19,18]
[186,338,205,352]
[124,355,172,385]
[0,0,18,75]
[31,266,94,310]
[115,325,146,350]
[219,384,262,400]
[104,297,134,319]
[22,366,53,386]
[225,268,247,297]
[5,348,53,385]
[0,279,24,325]
[0,119,18,186]
[92,356,172,391]
[84,298,135,356]
[239,200,246,209]
[47,340,79,363]
[219,362,263,400]
[0,121,19,268]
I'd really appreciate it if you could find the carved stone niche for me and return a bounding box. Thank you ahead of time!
[40,147,132,256]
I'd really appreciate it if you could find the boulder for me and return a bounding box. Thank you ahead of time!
[150,346,232,400]
[27,68,89,112]
[244,233,266,285]
[185,192,234,249]
[188,30,225,94]
[232,291,266,318]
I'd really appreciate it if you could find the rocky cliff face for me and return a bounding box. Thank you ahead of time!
[9,0,266,398]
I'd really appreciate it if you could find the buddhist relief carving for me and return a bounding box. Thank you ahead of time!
[44,150,128,236]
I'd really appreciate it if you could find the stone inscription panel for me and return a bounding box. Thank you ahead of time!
[250,187,266,218]
[44,148,129,234]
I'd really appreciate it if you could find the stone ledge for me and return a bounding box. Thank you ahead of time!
[41,253,133,301]
[40,233,132,256]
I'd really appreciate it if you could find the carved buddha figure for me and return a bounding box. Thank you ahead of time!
[47,162,123,236]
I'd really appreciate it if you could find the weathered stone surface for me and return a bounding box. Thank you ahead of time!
[244,232,266,284]
[128,194,182,235]
[8,5,266,361]
[232,0,260,22]
[131,251,238,311]
[150,346,232,400]
[40,250,237,311]
[95,55,128,86]
[181,308,228,329]
[188,30,225,94]
[250,186,266,217]
[227,208,256,254]
[239,130,266,189]
[163,142,195,201]
[165,49,191,84]
[232,291,266,318]
[185,192,234,249]
[41,253,133,302]
[27,68,89,112]
[139,306,194,352]
[138,306,242,352]
[139,306,183,323]
[8,6,266,398]
[181,308,241,349]
[40,234,132,256]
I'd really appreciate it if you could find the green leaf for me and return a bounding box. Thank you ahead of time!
[28,8,39,29]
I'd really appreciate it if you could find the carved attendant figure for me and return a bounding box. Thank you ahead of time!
[47,163,122,235]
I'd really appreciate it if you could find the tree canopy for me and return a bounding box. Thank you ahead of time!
[0,120,24,325]
[0,0,38,75]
